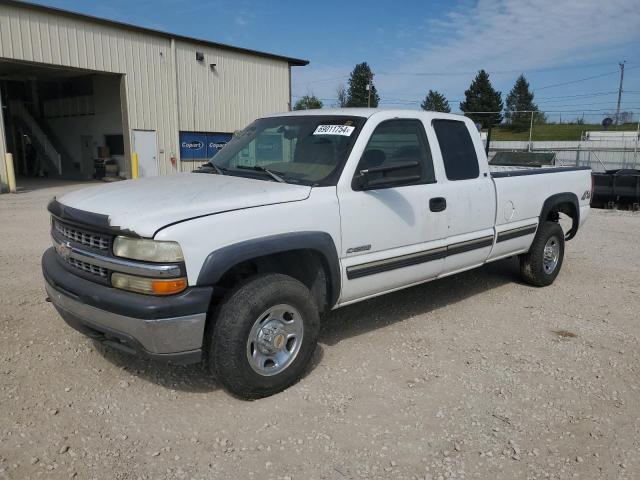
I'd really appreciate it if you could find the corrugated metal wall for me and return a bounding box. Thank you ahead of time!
[175,41,290,172]
[176,42,289,132]
[0,2,292,176]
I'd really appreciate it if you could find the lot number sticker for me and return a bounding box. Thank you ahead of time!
[313,125,355,136]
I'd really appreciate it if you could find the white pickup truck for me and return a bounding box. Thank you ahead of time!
[43,109,592,398]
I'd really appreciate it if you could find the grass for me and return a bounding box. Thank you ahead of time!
[489,123,639,141]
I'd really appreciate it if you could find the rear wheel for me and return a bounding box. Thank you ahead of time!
[209,273,320,399]
[519,221,565,287]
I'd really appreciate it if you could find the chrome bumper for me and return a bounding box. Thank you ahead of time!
[45,280,206,361]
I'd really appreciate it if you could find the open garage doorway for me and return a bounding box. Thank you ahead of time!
[0,59,128,191]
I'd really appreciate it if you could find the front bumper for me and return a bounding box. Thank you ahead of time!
[42,248,212,364]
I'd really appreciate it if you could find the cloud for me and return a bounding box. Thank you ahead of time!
[234,11,254,28]
[235,15,248,27]
[381,0,639,103]
[293,0,640,109]
[415,0,636,71]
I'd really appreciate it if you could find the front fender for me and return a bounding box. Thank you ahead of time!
[196,231,341,307]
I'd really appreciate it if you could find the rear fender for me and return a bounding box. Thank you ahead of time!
[539,193,579,240]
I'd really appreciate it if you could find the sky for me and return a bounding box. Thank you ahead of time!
[30,0,640,122]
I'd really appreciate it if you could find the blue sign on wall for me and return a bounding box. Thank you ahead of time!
[207,133,233,158]
[180,131,232,162]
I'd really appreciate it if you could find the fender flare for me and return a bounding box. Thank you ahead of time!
[539,192,580,240]
[196,231,341,307]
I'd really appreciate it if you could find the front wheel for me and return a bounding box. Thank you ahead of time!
[519,221,565,287]
[209,273,320,399]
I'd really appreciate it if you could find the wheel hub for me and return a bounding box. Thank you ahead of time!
[543,236,560,274]
[256,321,287,354]
[246,304,304,376]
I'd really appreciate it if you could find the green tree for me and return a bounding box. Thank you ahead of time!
[459,70,503,128]
[293,95,323,110]
[534,111,548,125]
[346,62,379,107]
[505,74,538,131]
[421,90,450,113]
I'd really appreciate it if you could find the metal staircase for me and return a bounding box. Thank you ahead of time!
[10,100,62,175]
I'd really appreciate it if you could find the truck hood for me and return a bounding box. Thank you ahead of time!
[57,173,312,237]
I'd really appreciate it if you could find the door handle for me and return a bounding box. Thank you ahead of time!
[429,197,447,212]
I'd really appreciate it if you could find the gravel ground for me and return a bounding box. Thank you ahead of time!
[1,180,639,480]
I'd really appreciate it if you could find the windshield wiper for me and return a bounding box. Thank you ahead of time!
[236,165,286,183]
[209,164,226,175]
[194,163,227,175]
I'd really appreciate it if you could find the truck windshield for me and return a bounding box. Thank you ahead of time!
[205,115,366,186]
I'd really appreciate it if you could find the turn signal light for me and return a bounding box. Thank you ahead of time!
[151,278,188,295]
[111,272,187,296]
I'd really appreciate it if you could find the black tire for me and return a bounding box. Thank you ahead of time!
[519,221,565,287]
[209,273,320,399]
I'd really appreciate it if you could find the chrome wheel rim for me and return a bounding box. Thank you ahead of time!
[246,304,304,376]
[543,236,560,274]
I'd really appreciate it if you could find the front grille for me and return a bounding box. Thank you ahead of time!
[51,217,112,284]
[63,256,108,278]
[54,220,110,251]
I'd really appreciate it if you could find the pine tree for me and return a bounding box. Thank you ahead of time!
[421,90,450,113]
[459,70,503,128]
[346,62,379,107]
[505,74,538,131]
[293,95,323,110]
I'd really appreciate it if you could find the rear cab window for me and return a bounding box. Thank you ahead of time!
[432,119,479,181]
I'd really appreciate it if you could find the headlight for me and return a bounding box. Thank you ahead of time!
[111,272,187,295]
[113,236,184,262]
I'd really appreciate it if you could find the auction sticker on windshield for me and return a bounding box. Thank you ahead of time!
[313,125,355,136]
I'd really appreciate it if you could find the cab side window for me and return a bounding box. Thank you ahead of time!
[432,119,480,180]
[354,119,435,189]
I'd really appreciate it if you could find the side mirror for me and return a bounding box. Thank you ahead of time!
[356,160,421,190]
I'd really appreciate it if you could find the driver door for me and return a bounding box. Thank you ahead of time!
[337,117,448,304]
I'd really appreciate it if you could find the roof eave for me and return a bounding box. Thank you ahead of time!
[1,0,309,66]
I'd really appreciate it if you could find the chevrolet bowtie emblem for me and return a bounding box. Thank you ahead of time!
[56,241,72,260]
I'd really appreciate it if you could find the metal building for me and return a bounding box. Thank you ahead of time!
[0,0,307,191]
